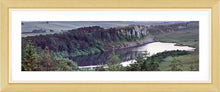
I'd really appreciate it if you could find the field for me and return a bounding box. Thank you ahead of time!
[155,29,199,71]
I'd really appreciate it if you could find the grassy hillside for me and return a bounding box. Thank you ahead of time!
[155,29,199,71]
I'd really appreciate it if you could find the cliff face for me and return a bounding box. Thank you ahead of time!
[118,25,148,38]
[134,25,148,37]
[112,25,152,49]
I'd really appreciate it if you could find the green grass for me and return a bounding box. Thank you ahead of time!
[159,55,199,71]
[156,29,199,48]
[155,29,199,71]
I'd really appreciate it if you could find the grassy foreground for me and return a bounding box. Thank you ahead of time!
[155,29,199,71]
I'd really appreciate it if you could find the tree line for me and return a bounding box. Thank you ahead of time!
[22,25,148,58]
[22,40,190,71]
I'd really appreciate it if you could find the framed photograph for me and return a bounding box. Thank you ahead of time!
[1,0,219,92]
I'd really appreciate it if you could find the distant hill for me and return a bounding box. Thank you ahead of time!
[22,21,188,33]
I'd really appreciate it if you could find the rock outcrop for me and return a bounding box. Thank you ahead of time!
[117,25,148,38]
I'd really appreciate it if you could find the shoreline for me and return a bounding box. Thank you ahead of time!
[104,35,155,52]
[78,41,196,68]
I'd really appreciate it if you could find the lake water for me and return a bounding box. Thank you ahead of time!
[71,42,195,68]
[120,42,195,66]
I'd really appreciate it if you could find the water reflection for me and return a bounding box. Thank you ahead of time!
[70,42,196,66]
[70,50,142,66]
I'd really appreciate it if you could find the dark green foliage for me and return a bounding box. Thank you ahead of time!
[142,57,160,71]
[126,51,159,71]
[38,52,78,71]
[125,50,189,71]
[22,44,79,71]
[22,40,40,71]
[106,51,121,65]
[49,58,78,71]
[22,26,148,58]
[93,50,190,71]
[105,64,126,71]
[126,56,143,71]
[105,51,125,71]
[150,50,190,63]
[22,40,191,71]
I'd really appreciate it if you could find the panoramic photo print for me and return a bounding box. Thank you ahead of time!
[21,21,199,71]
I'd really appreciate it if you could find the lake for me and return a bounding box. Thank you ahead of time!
[70,42,195,68]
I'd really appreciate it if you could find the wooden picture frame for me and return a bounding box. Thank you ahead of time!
[0,0,219,92]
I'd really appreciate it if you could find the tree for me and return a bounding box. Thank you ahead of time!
[44,46,50,71]
[126,56,143,71]
[37,48,79,71]
[22,40,40,71]
[142,57,159,71]
[105,49,124,71]
[126,51,159,71]
[50,58,78,71]
[106,53,120,65]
